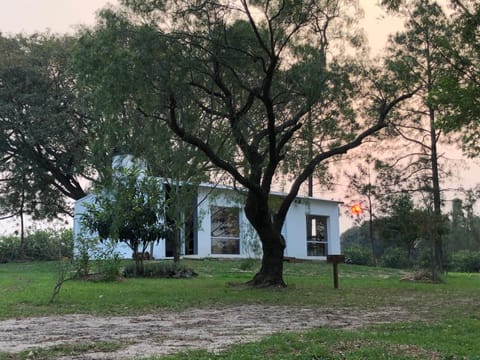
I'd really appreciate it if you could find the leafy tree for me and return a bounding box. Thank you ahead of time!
[463,189,480,249]
[434,0,480,154]
[378,192,424,262]
[73,0,417,287]
[341,224,371,252]
[449,198,469,252]
[448,191,480,252]
[83,94,209,264]
[0,33,92,222]
[373,0,452,278]
[82,164,168,275]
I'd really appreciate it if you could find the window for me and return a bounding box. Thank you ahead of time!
[306,215,328,256]
[211,206,240,255]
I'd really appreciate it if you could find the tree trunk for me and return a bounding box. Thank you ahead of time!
[18,186,26,260]
[173,228,181,264]
[132,243,144,276]
[429,105,444,279]
[19,208,25,259]
[244,192,286,287]
[368,195,377,267]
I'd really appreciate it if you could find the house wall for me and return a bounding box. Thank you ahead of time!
[73,193,164,259]
[282,198,341,259]
[195,187,260,258]
[194,187,341,260]
[73,185,341,260]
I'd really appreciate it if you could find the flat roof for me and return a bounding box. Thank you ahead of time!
[198,182,343,204]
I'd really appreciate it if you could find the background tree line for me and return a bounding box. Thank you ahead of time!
[342,191,480,272]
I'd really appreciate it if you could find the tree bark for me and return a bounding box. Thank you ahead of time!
[367,194,377,267]
[244,192,286,287]
[429,105,444,278]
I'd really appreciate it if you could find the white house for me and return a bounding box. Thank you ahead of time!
[73,156,342,260]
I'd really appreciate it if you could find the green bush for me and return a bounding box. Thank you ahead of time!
[0,236,21,262]
[123,261,197,278]
[95,243,122,281]
[344,246,373,266]
[452,250,480,273]
[72,236,122,281]
[0,228,73,262]
[380,247,412,269]
[24,229,73,260]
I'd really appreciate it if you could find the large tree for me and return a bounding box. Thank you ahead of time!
[74,0,417,287]
[0,33,92,222]
[374,0,452,278]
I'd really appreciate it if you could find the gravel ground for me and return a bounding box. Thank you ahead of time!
[0,305,416,359]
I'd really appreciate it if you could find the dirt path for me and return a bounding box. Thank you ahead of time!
[0,305,417,359]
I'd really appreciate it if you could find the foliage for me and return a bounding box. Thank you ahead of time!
[0,33,91,220]
[376,0,453,277]
[81,165,168,275]
[0,236,18,263]
[380,247,412,269]
[73,235,98,277]
[342,195,480,271]
[73,234,122,280]
[343,193,425,269]
[434,0,480,155]
[343,245,373,266]
[341,224,370,250]
[377,193,423,260]
[452,250,480,273]
[0,228,73,263]
[72,0,418,287]
[123,261,197,278]
[447,194,480,253]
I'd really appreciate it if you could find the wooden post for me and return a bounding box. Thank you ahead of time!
[327,255,345,289]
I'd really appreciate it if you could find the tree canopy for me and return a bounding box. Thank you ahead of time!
[72,0,418,286]
[0,33,92,220]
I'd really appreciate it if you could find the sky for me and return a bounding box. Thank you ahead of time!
[0,0,117,35]
[0,0,478,233]
[0,0,403,47]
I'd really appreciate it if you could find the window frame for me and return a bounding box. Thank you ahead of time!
[306,215,328,257]
[210,206,241,255]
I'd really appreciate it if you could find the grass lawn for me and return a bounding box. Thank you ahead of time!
[0,259,479,359]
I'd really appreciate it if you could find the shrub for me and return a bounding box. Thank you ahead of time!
[123,261,197,278]
[73,235,99,276]
[95,242,122,281]
[0,236,21,262]
[0,228,73,262]
[73,235,122,281]
[24,229,73,260]
[344,246,373,266]
[380,247,412,269]
[452,251,480,273]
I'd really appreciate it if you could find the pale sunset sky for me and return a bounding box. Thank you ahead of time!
[0,0,403,47]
